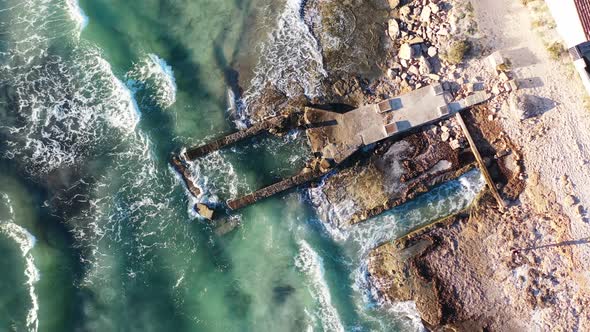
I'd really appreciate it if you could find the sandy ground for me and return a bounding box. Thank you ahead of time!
[466,0,590,279]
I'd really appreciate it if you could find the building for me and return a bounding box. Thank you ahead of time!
[546,0,590,93]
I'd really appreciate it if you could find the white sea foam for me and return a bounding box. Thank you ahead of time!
[387,301,427,332]
[126,54,177,108]
[65,0,89,32]
[240,0,326,119]
[311,170,486,257]
[0,0,140,175]
[295,240,345,332]
[0,194,40,332]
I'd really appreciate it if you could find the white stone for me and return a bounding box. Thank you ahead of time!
[427,46,438,57]
[408,65,420,76]
[420,6,432,23]
[388,0,400,9]
[399,43,413,60]
[388,19,400,39]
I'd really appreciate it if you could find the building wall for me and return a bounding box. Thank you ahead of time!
[545,0,587,47]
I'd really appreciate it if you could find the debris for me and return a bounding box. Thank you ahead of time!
[196,203,214,220]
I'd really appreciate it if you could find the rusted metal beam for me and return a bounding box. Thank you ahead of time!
[455,112,506,211]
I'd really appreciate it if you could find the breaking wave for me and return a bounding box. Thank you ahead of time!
[240,0,326,118]
[295,240,344,332]
[310,169,486,256]
[66,0,89,33]
[0,0,140,175]
[0,193,40,332]
[126,54,178,109]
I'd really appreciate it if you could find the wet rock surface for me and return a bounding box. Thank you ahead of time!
[367,193,590,331]
[309,120,475,228]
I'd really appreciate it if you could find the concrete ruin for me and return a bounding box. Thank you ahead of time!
[172,84,491,219]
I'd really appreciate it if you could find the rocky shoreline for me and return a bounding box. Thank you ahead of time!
[232,0,590,329]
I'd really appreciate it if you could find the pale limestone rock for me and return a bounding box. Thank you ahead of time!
[420,6,432,23]
[388,19,400,39]
[388,0,400,9]
[427,46,438,57]
[399,43,413,60]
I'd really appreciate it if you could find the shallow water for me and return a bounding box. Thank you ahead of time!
[0,0,483,331]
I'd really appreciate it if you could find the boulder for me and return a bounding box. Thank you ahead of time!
[428,74,441,81]
[388,0,400,9]
[565,195,577,207]
[441,131,450,142]
[196,203,214,220]
[508,93,531,121]
[420,6,432,23]
[427,46,438,57]
[419,57,433,74]
[400,6,411,17]
[388,19,400,39]
[429,3,440,14]
[399,43,413,60]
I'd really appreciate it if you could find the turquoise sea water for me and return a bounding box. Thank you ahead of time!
[0,0,484,331]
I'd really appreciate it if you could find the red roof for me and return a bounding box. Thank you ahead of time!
[575,0,590,40]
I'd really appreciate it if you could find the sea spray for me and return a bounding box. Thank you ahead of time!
[309,169,486,256]
[126,54,178,109]
[65,0,89,33]
[240,0,326,119]
[0,194,40,332]
[295,240,345,332]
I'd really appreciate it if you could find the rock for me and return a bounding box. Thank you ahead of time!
[429,3,440,14]
[419,57,433,74]
[420,6,432,23]
[438,28,449,35]
[450,139,461,150]
[400,6,411,17]
[488,51,506,72]
[408,36,425,45]
[508,80,519,91]
[565,195,577,206]
[408,65,420,76]
[428,74,441,81]
[441,125,449,132]
[387,68,396,79]
[427,46,438,57]
[509,93,531,121]
[320,158,332,172]
[499,72,510,82]
[465,83,475,93]
[399,43,413,60]
[492,84,501,95]
[388,0,400,8]
[577,204,585,216]
[441,131,450,142]
[196,203,214,220]
[388,19,400,39]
